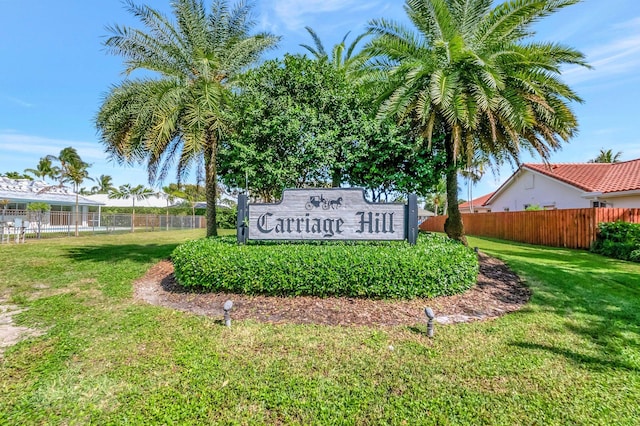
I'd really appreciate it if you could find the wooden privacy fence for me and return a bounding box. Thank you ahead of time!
[419,208,640,249]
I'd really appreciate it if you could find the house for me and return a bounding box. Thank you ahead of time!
[458,192,495,213]
[0,177,104,226]
[480,159,640,212]
[418,208,435,224]
[84,193,183,209]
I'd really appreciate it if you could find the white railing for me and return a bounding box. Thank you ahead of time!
[0,210,205,243]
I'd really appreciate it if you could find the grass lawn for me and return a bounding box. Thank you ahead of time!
[1,232,639,425]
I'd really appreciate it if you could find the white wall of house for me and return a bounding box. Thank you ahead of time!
[84,193,180,208]
[600,193,640,208]
[488,169,592,212]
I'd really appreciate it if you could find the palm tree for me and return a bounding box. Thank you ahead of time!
[588,148,622,163]
[109,184,156,232]
[425,178,447,215]
[96,0,279,237]
[367,0,588,244]
[459,152,489,213]
[24,157,60,182]
[46,147,92,237]
[301,26,369,76]
[161,185,181,231]
[3,172,32,180]
[91,174,116,194]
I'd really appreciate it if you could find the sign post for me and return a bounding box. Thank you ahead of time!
[236,193,248,244]
[237,189,418,245]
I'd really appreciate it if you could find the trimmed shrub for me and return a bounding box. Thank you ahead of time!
[216,206,237,229]
[171,233,478,299]
[591,221,640,262]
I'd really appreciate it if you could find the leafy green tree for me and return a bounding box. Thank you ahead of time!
[344,125,446,201]
[24,157,60,182]
[300,27,371,187]
[367,0,588,244]
[221,53,441,201]
[589,148,623,163]
[27,202,50,239]
[96,0,279,237]
[109,184,156,232]
[220,55,351,200]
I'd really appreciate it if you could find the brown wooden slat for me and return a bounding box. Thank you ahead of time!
[418,207,640,249]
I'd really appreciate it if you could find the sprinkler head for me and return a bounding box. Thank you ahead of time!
[424,307,435,320]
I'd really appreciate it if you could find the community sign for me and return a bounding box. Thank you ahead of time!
[237,188,418,244]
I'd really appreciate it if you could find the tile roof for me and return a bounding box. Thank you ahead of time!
[459,192,495,208]
[523,158,640,193]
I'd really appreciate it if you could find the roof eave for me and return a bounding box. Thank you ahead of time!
[594,189,640,198]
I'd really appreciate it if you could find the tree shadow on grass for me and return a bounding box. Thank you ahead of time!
[477,240,640,374]
[64,243,180,264]
[511,340,640,373]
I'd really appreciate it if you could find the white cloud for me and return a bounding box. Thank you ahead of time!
[0,132,198,189]
[0,133,105,161]
[563,17,640,85]
[269,0,382,31]
[1,95,33,108]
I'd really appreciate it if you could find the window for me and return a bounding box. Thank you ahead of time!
[503,207,510,212]
[5,203,27,211]
[592,201,610,208]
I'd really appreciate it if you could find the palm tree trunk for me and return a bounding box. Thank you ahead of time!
[75,191,79,237]
[205,138,218,237]
[443,135,467,245]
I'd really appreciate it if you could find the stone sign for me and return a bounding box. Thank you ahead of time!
[237,188,418,244]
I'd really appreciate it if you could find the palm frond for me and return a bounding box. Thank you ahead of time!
[301,26,327,58]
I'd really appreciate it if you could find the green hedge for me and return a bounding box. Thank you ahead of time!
[591,221,640,262]
[171,233,478,299]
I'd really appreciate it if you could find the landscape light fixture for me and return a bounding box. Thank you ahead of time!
[424,307,435,338]
[223,300,233,328]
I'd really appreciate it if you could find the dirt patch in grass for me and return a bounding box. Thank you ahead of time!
[133,252,531,327]
[0,300,45,357]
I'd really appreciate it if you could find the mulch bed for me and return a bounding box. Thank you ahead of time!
[133,252,531,327]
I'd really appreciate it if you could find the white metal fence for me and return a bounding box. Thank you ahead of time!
[0,210,206,243]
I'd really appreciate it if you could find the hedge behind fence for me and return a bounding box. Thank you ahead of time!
[591,221,640,262]
[172,234,478,299]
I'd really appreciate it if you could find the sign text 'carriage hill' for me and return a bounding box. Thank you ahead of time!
[237,189,418,245]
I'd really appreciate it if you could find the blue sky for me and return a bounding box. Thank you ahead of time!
[1,0,639,200]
